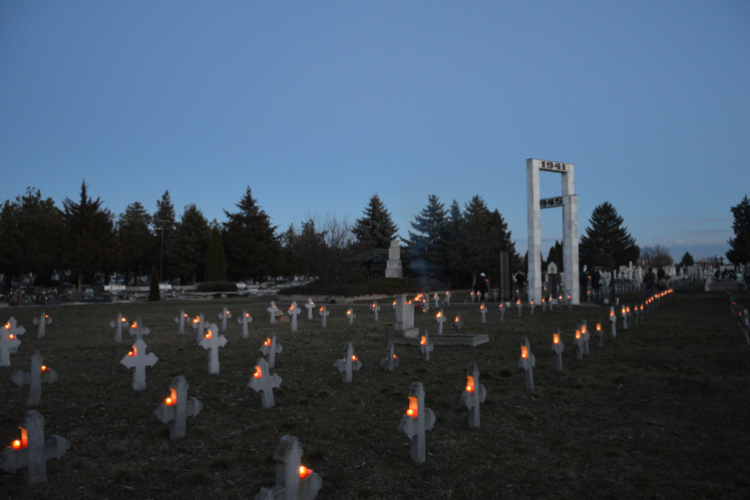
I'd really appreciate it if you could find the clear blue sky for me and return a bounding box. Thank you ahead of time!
[2,1,748,261]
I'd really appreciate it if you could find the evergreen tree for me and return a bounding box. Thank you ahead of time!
[579,202,639,301]
[546,241,563,272]
[170,204,210,284]
[353,194,399,278]
[148,267,160,301]
[62,181,117,289]
[205,227,227,282]
[444,200,463,288]
[117,202,153,285]
[726,195,750,265]
[407,194,447,280]
[460,196,494,284]
[152,191,177,281]
[222,187,280,282]
[680,252,695,267]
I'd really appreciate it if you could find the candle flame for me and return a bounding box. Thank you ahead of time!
[521,345,528,358]
[352,355,357,361]
[596,323,601,331]
[393,354,397,359]
[407,396,418,418]
[131,322,137,328]
[299,466,310,479]
[45,315,49,319]
[437,311,442,318]
[122,317,128,323]
[165,397,173,405]
[254,366,262,378]
[420,336,426,345]
[553,333,559,344]
[581,325,587,335]
[264,338,271,346]
[41,365,47,372]
[9,334,14,340]
[575,329,581,340]
[455,316,459,322]
[205,331,212,339]
[347,309,351,315]
[466,375,475,393]
[4,323,9,329]
[12,439,21,450]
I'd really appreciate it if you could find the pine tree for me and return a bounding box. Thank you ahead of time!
[407,195,447,280]
[444,200,463,288]
[353,194,399,278]
[205,227,227,282]
[222,187,280,282]
[726,195,750,265]
[170,204,210,284]
[117,202,153,285]
[680,252,695,267]
[148,267,160,301]
[153,191,177,281]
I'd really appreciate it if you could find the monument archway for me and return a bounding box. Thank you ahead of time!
[526,158,579,305]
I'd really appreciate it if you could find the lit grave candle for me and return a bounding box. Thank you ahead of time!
[581,320,590,355]
[435,309,446,334]
[587,289,591,302]
[153,376,202,439]
[173,310,188,335]
[0,410,70,486]
[254,435,322,500]
[453,313,462,330]
[609,307,617,338]
[379,341,399,372]
[398,382,436,465]
[498,302,505,321]
[32,312,52,339]
[259,334,283,369]
[200,323,227,375]
[11,351,58,407]
[445,291,451,306]
[268,301,278,324]
[517,299,522,317]
[596,320,603,347]
[392,300,397,311]
[217,307,232,331]
[237,310,253,338]
[567,294,572,309]
[530,299,535,316]
[479,303,487,324]
[248,357,282,409]
[433,293,440,308]
[319,305,330,328]
[346,308,356,325]
[518,338,536,390]
[621,305,628,330]
[191,313,209,344]
[304,297,315,320]
[460,364,487,428]
[128,318,150,341]
[573,326,584,360]
[418,332,434,362]
[470,291,476,303]
[333,342,361,383]
[1,317,24,366]
[542,297,546,313]
[371,301,380,321]
[288,302,301,332]
[551,327,564,371]
[120,338,158,391]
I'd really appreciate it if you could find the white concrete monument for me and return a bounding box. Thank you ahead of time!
[120,338,158,391]
[395,294,418,338]
[418,332,434,362]
[218,307,232,331]
[333,342,361,383]
[260,334,283,369]
[379,342,399,371]
[551,327,564,371]
[153,376,202,439]
[288,302,301,332]
[385,239,403,278]
[574,326,584,360]
[11,351,58,407]
[32,312,52,339]
[518,338,536,391]
[397,382,436,465]
[304,298,315,320]
[268,302,278,324]
[435,309,446,334]
[174,310,188,335]
[318,305,329,328]
[479,303,487,324]
[346,308,356,325]
[249,357,282,409]
[371,301,380,321]
[460,364,487,428]
[254,435,322,500]
[237,310,253,338]
[199,323,227,374]
[128,318,150,340]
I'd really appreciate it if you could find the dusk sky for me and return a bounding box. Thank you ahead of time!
[1,1,748,261]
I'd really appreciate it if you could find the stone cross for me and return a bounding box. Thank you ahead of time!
[268,301,278,324]
[470,291,476,303]
[120,338,158,390]
[581,320,590,355]
[199,323,227,375]
[549,296,554,311]
[435,309,445,334]
[379,342,399,371]
[153,376,202,439]
[319,305,329,328]
[191,314,209,344]
[254,435,322,500]
[530,299,535,316]
[32,312,52,339]
[128,318,150,340]
[517,299,522,317]
[460,364,487,428]
[397,382,436,465]
[453,313,462,330]
[0,410,70,486]
[218,307,232,331]
[596,320,603,347]
[551,327,564,371]
[518,338,536,390]
[621,305,628,330]
[237,310,253,339]
[304,298,315,320]
[1,318,23,367]
[420,296,429,313]
[395,294,418,337]
[11,351,58,407]
[284,302,299,332]
[392,300,397,311]
[567,294,573,309]
[174,310,188,335]
[371,301,380,321]
[573,325,584,360]
[333,342,361,383]
[260,334,283,369]
[542,297,547,313]
[346,308,356,325]
[479,303,487,324]
[609,307,617,338]
[248,357,282,409]
[433,293,439,308]
[418,332,434,361]
[498,302,505,321]
[445,291,451,306]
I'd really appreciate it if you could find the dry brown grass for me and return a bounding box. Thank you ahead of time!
[1,287,749,499]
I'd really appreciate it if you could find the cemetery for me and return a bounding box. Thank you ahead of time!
[1,288,749,498]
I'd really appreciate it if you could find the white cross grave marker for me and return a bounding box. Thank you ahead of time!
[248,357,282,409]
[621,305,628,330]
[237,310,253,338]
[0,410,70,486]
[460,364,487,428]
[318,305,329,328]
[498,302,505,321]
[445,291,451,306]
[260,334,283,369]
[470,291,476,303]
[304,298,315,320]
[609,307,617,338]
[379,342,398,371]
[218,307,232,331]
[333,342,361,383]
[453,313,462,330]
[518,337,536,390]
[129,318,150,340]
[435,309,445,334]
[530,299,535,316]
[596,320,603,347]
[191,314,209,344]
[174,310,188,335]
[371,301,380,321]
[1,319,23,367]
[199,323,227,374]
[573,325,584,360]
[153,376,202,439]
[479,303,487,324]
[397,382,436,465]
[109,313,128,343]
[268,301,278,324]
[346,308,356,325]
[11,351,58,407]
[254,435,322,500]
[32,312,52,339]
[433,293,439,308]
[4,317,25,356]
[288,302,301,332]
[120,338,158,390]
[581,320,590,355]
[548,326,563,370]
[418,332,434,361]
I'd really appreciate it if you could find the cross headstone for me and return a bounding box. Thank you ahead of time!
[346,308,356,325]
[174,310,188,335]
[304,298,315,320]
[420,296,429,313]
[153,376,202,439]
[460,364,487,428]
[371,301,380,321]
[333,342,361,383]
[479,303,487,324]
[11,351,58,407]
[319,305,329,328]
[397,382,436,465]
[542,297,547,313]
[518,337,536,390]
[498,302,505,321]
[0,410,70,486]
[379,342,399,371]
[218,307,232,331]
[237,310,253,338]
[395,294,418,338]
[470,291,476,303]
[573,325,584,360]
[433,293,439,308]
[445,291,451,306]
[453,313,462,330]
[435,309,446,334]
[200,323,227,374]
[609,307,617,338]
[120,338,158,390]
[191,314,209,344]
[128,318,150,341]
[260,334,283,369]
[530,299,535,316]
[596,320,603,347]
[32,312,52,339]
[621,305,628,330]
[517,299,522,317]
[581,319,590,355]
[1,318,23,367]
[248,357,282,409]
[254,435,322,500]
[418,331,434,361]
[551,327,564,371]
[268,301,278,324]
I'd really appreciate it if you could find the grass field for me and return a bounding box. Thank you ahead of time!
[1,287,749,499]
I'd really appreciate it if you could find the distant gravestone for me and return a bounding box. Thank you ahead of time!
[459,364,487,428]
[199,323,227,374]
[498,302,505,321]
[479,303,487,324]
[254,435,322,500]
[574,325,584,360]
[6,317,26,355]
[395,294,418,338]
[237,310,253,338]
[304,298,315,320]
[418,332,434,361]
[529,299,535,316]
[1,318,23,367]
[518,338,536,390]
[11,351,58,407]
[288,302,301,332]
[371,301,380,321]
[218,307,232,331]
[346,308,356,325]
[260,334,283,369]
[433,293,440,308]
[453,313,462,330]
[445,291,451,306]
[551,327,564,370]
[0,410,70,486]
[174,310,188,335]
[333,342,361,383]
[32,312,52,339]
[319,305,329,328]
[120,338,158,391]
[435,309,446,334]
[397,381,436,465]
[547,262,558,298]
[248,357,282,409]
[191,314,209,344]
[609,307,617,338]
[595,320,603,347]
[153,376,202,439]
[379,342,399,371]
[385,239,403,278]
[128,318,150,341]
[268,301,278,324]
[581,320,590,355]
